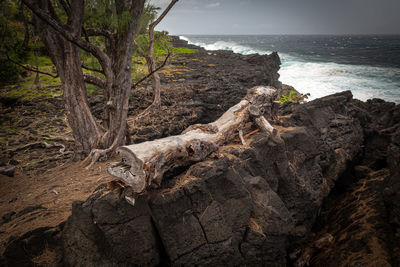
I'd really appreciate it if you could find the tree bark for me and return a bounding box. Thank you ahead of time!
[30,0,103,156]
[25,0,146,159]
[108,86,278,200]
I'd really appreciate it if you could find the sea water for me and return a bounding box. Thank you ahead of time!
[179,35,400,103]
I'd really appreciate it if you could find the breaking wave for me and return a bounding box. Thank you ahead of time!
[179,35,400,103]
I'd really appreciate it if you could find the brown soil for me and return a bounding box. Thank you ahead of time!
[0,160,115,254]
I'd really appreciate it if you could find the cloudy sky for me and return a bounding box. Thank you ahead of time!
[149,0,400,35]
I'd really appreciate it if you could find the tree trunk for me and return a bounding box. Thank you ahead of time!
[26,0,146,159]
[30,0,103,157]
[147,0,178,109]
[98,0,145,151]
[133,0,178,119]
[108,86,278,202]
[61,48,104,156]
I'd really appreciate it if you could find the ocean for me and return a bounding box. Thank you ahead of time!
[179,35,400,103]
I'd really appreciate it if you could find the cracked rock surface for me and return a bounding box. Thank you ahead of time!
[55,91,399,266]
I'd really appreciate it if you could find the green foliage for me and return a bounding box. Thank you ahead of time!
[86,84,98,96]
[134,30,172,57]
[84,0,133,33]
[279,90,298,104]
[0,61,21,82]
[1,53,60,102]
[27,54,53,68]
[278,84,309,104]
[0,0,30,82]
[137,4,160,34]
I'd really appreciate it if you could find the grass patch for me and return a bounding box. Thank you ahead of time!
[171,47,197,54]
[27,55,54,68]
[1,53,62,102]
[278,84,309,104]
[86,84,98,96]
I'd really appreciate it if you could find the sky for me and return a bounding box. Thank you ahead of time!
[149,0,400,35]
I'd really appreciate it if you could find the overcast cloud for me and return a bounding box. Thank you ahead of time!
[148,0,400,35]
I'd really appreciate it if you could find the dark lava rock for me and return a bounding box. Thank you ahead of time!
[2,90,399,266]
[384,124,400,265]
[58,91,371,266]
[0,224,64,267]
[62,191,162,266]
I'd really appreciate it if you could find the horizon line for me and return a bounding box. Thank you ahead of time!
[173,33,400,36]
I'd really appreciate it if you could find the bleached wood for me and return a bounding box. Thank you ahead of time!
[255,116,278,136]
[239,129,246,145]
[107,86,278,196]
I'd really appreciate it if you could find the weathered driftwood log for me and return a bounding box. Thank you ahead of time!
[107,86,278,202]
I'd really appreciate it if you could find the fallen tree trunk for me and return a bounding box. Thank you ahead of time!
[107,86,278,203]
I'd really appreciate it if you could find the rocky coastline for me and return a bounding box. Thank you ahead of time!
[1,37,399,266]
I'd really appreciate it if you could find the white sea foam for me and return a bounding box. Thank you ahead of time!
[280,61,400,103]
[179,35,190,42]
[179,36,400,103]
[179,36,271,55]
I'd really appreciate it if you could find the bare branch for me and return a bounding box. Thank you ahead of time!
[6,54,58,78]
[132,52,171,89]
[83,74,106,89]
[82,64,104,74]
[85,28,114,39]
[57,0,71,16]
[150,0,179,30]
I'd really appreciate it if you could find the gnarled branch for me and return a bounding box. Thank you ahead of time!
[132,51,171,89]
[6,54,58,78]
[85,28,114,39]
[83,74,106,89]
[82,64,104,74]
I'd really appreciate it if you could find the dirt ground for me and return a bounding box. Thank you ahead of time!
[0,159,118,254]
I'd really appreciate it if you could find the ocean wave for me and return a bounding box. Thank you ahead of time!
[179,36,271,55]
[280,61,400,103]
[179,36,400,103]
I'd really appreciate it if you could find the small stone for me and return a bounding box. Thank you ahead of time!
[0,166,15,177]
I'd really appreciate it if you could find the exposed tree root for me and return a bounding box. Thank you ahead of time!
[41,135,75,142]
[7,141,73,156]
[83,132,123,169]
[127,99,160,125]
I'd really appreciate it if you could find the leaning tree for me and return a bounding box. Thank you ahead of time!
[21,0,147,162]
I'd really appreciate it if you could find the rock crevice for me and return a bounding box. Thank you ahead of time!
[52,90,400,266]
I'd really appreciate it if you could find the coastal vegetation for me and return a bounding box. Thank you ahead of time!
[1,0,187,163]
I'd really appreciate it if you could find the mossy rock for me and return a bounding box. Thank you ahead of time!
[278,84,309,104]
